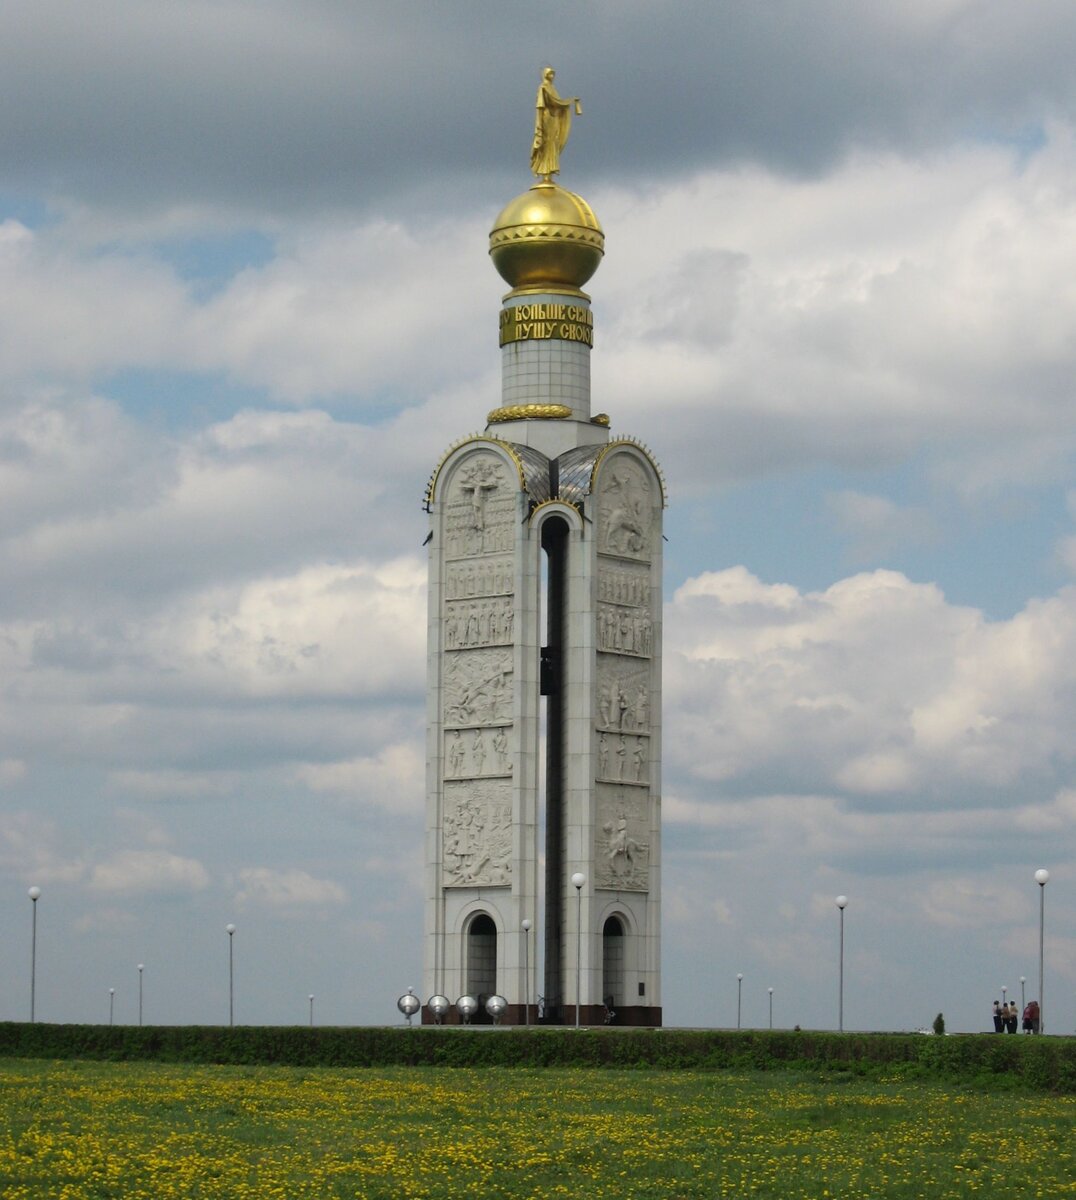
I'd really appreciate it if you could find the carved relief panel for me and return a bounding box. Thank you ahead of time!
[596,656,650,734]
[443,648,514,727]
[596,456,654,561]
[594,784,650,891]
[445,455,516,559]
[445,557,514,600]
[445,726,512,778]
[443,779,513,887]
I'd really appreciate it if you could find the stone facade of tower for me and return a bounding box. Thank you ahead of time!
[422,174,664,1026]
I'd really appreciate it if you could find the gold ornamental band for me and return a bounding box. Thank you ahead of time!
[499,303,594,348]
[487,404,572,424]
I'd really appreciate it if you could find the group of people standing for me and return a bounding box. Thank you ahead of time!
[993,998,1040,1033]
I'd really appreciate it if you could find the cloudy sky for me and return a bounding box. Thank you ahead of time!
[2,0,1075,1035]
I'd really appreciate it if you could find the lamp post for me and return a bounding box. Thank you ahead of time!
[28,886,41,1023]
[226,924,236,1026]
[736,973,743,1030]
[768,987,774,1030]
[1035,869,1049,1034]
[1001,984,1007,1013]
[309,994,315,1027]
[109,988,115,1027]
[138,964,144,1027]
[521,918,532,1026]
[1020,976,1026,1014]
[571,872,586,1027]
[836,896,848,1032]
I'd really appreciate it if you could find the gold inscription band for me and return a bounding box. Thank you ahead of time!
[499,303,594,348]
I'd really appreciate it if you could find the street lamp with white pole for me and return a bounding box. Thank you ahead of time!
[1020,976,1026,1015]
[736,974,743,1030]
[571,873,586,1027]
[226,924,236,1026]
[1035,869,1049,1034]
[309,994,315,1027]
[836,896,848,1032]
[109,988,115,1027]
[521,918,532,1026]
[138,964,144,1027]
[768,987,774,1030]
[28,886,41,1023]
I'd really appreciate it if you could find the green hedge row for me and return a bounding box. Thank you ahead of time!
[2,1022,1074,1092]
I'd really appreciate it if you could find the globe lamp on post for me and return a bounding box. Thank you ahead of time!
[768,987,774,1030]
[28,886,41,1023]
[138,963,144,1027]
[226,924,236,1027]
[736,974,743,1030]
[1035,869,1049,1034]
[521,918,533,1026]
[571,873,586,1027]
[109,988,115,1027]
[835,896,848,1032]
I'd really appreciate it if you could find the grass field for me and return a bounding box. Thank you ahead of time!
[1,1058,1074,1199]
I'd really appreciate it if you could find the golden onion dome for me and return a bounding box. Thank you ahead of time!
[489,181,604,294]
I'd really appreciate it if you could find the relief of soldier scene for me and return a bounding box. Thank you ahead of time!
[443,649,513,726]
[445,457,516,559]
[444,558,514,600]
[444,598,514,649]
[445,725,512,779]
[595,787,650,891]
[443,781,513,886]
[597,457,654,560]
[596,657,650,734]
[597,564,650,609]
[596,604,652,657]
[596,731,647,785]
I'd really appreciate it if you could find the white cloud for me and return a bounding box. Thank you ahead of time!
[296,742,425,815]
[666,567,1076,800]
[88,849,210,894]
[234,866,346,910]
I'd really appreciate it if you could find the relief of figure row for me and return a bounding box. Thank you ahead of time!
[445,516,515,560]
[443,794,512,886]
[444,559,514,600]
[598,677,649,732]
[597,732,647,783]
[597,605,652,657]
[598,566,649,609]
[446,727,512,778]
[444,599,514,649]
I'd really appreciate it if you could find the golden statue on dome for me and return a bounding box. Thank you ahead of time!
[530,67,582,180]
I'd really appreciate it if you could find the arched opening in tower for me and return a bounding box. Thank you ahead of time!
[540,513,569,1022]
[466,912,497,1020]
[602,915,625,1020]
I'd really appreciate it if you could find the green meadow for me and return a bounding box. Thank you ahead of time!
[1,1058,1074,1199]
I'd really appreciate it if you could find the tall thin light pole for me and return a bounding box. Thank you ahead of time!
[28,886,41,1023]
[308,994,314,1027]
[109,988,115,1027]
[736,974,743,1029]
[571,873,585,1027]
[1020,976,1026,1015]
[521,918,532,1026]
[768,987,774,1030]
[138,964,144,1026]
[836,896,848,1032]
[226,924,236,1026]
[1035,869,1049,1034]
